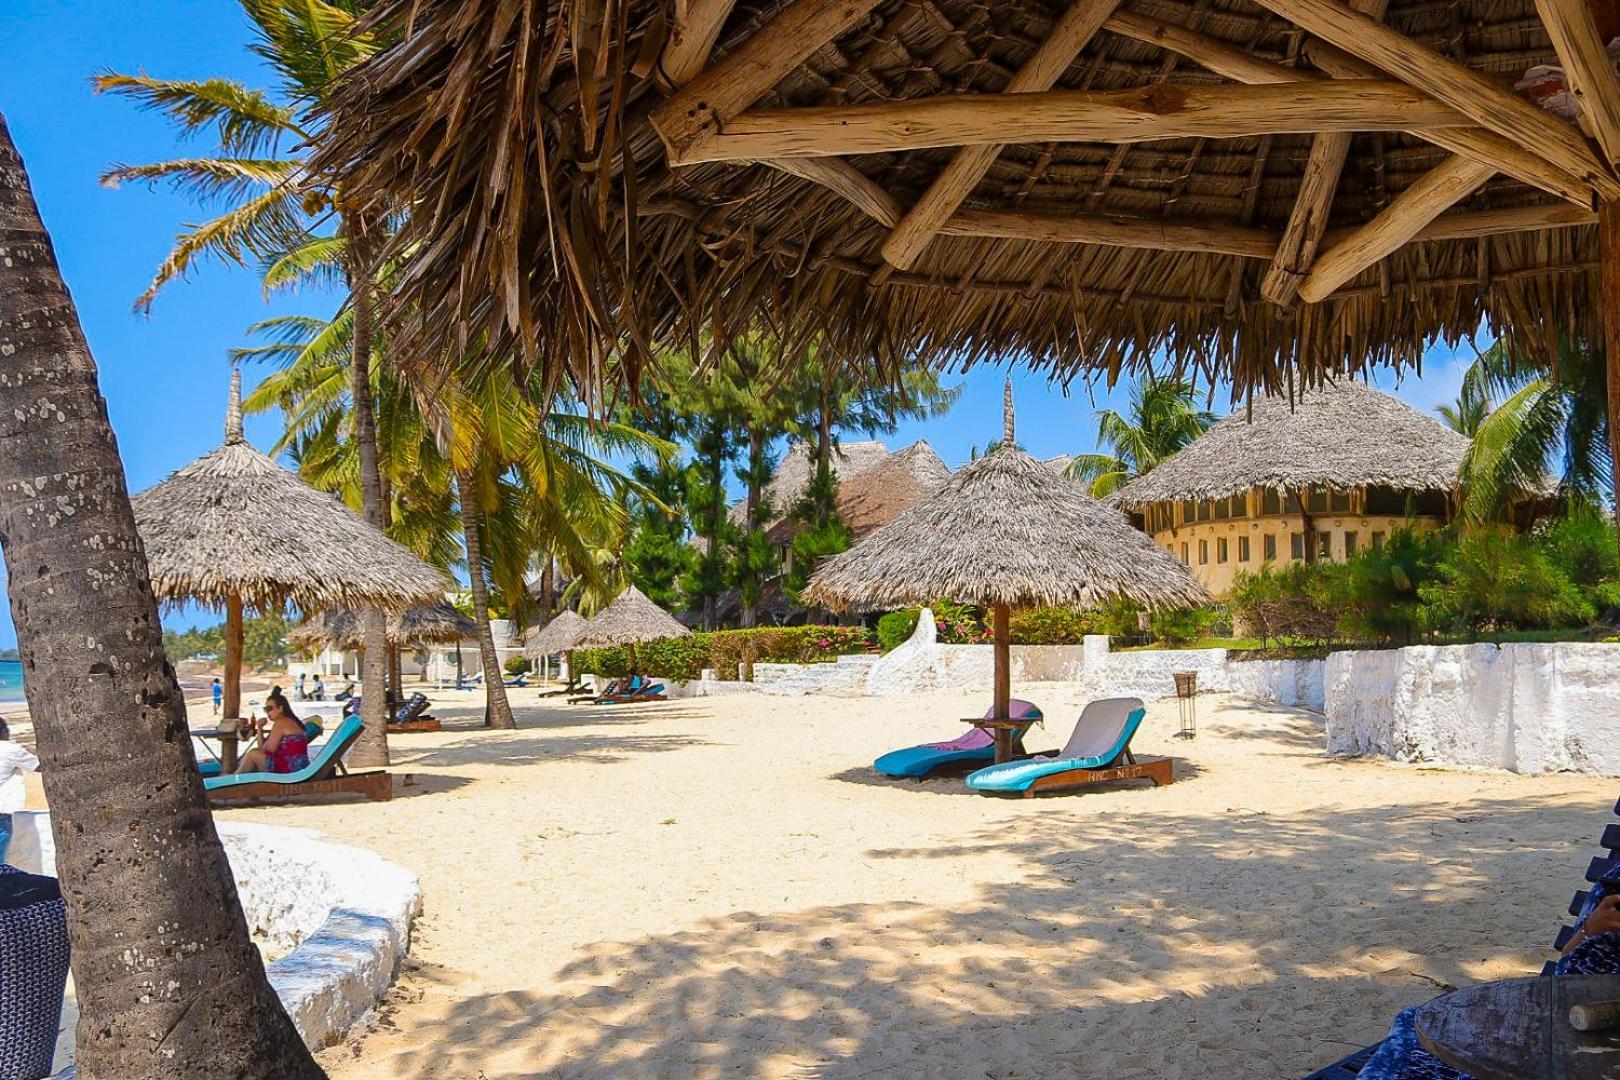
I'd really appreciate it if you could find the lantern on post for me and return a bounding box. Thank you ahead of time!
[1172,671,1198,740]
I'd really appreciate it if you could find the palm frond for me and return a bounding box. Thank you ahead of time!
[92,73,304,151]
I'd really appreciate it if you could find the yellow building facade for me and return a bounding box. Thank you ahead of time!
[1132,485,1450,595]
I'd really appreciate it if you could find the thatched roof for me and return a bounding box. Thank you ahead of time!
[760,440,950,544]
[1113,380,1470,507]
[525,610,589,658]
[289,602,476,652]
[807,390,1207,611]
[316,0,1610,402]
[729,440,889,529]
[574,586,693,647]
[133,372,449,612]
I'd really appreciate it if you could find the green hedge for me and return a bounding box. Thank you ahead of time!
[574,625,875,682]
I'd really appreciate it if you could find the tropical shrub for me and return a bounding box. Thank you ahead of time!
[1008,605,1100,645]
[1226,563,1339,647]
[574,625,874,682]
[877,608,921,652]
[1147,605,1218,645]
[505,656,532,676]
[1420,529,1593,631]
[1315,527,1449,645]
[928,598,989,643]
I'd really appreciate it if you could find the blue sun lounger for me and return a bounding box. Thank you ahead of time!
[966,697,1171,796]
[204,715,391,805]
[874,699,1043,778]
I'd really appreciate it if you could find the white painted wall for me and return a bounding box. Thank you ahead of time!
[1325,642,1620,775]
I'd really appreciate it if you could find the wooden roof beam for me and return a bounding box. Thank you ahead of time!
[651,0,884,163]
[675,81,1475,163]
[1262,0,1389,308]
[1303,39,1595,206]
[879,0,1125,271]
[941,208,1278,257]
[1535,0,1620,169]
[1315,200,1596,247]
[1246,0,1620,201]
[1300,156,1496,301]
[1103,10,1308,84]
[660,0,740,87]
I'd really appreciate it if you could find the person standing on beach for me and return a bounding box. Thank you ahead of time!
[0,719,39,865]
[212,676,223,716]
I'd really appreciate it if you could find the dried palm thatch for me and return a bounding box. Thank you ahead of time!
[574,585,692,647]
[132,372,449,613]
[1113,380,1470,506]
[525,609,589,658]
[315,0,1616,405]
[290,602,476,652]
[807,390,1207,612]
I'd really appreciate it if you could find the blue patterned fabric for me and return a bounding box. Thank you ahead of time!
[1359,865,1620,1080]
[0,864,69,1080]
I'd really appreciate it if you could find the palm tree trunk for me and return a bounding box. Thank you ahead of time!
[0,114,322,1080]
[456,470,515,729]
[341,212,390,767]
[741,428,765,629]
[538,557,555,626]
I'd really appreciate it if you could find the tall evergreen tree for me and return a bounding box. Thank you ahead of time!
[622,389,694,612]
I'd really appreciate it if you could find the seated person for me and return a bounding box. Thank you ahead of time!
[1359,877,1620,1079]
[335,678,356,701]
[234,688,312,776]
[310,674,327,700]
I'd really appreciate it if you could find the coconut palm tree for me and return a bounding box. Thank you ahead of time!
[98,0,403,763]
[0,115,322,1080]
[1454,339,1611,522]
[1437,374,1490,438]
[1066,377,1217,497]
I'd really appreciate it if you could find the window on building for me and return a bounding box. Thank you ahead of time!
[1330,489,1353,513]
[1198,540,1208,565]
[1180,500,1196,526]
[1344,530,1359,557]
[1217,538,1228,563]
[1261,489,1282,515]
[1238,535,1251,562]
[1290,532,1304,560]
[1263,534,1276,561]
[1181,543,1189,564]
[1371,531,1385,551]
[1230,493,1248,519]
[1213,496,1230,521]
[1196,500,1212,522]
[1307,488,1329,514]
[1316,532,1332,559]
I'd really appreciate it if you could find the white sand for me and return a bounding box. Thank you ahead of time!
[153,688,1620,1076]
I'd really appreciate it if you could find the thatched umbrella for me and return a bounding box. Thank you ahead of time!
[290,602,475,651]
[574,586,691,675]
[808,383,1206,759]
[525,609,589,687]
[133,372,448,718]
[1113,381,1472,557]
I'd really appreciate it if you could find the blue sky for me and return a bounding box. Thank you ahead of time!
[1,1,1483,646]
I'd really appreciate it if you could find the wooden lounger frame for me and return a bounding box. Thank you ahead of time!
[388,718,441,733]
[207,768,392,806]
[1022,751,1174,797]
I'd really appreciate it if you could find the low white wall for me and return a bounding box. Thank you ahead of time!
[13,811,420,1073]
[1325,642,1620,775]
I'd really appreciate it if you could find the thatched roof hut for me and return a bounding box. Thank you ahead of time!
[290,602,475,653]
[317,0,1620,410]
[133,371,448,716]
[575,586,692,648]
[525,610,589,658]
[1114,381,1470,506]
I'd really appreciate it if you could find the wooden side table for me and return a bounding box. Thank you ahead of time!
[963,716,1039,764]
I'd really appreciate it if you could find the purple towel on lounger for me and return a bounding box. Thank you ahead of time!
[923,727,995,752]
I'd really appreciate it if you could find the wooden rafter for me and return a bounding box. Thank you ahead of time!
[1119,10,1591,205]
[675,81,1473,163]
[1413,201,1597,239]
[1262,0,1390,308]
[1299,156,1496,301]
[1535,0,1620,168]
[1246,0,1620,201]
[942,208,1277,257]
[764,158,901,226]
[650,0,883,163]
[661,0,740,86]
[880,0,1125,271]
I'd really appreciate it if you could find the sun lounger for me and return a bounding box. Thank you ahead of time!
[569,678,619,703]
[204,715,391,805]
[387,692,440,733]
[1300,795,1620,1078]
[965,697,1171,796]
[503,672,530,687]
[874,699,1043,778]
[592,676,667,703]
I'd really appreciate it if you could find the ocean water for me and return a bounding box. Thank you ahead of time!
[0,660,24,704]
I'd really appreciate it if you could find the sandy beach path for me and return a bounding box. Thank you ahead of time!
[210,687,1613,1079]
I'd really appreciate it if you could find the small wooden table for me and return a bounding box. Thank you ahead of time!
[191,724,246,774]
[1415,974,1620,1079]
[963,716,1040,764]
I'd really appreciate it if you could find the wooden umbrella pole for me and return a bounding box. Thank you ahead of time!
[629,642,640,677]
[223,592,243,720]
[993,601,1012,761]
[1601,201,1620,562]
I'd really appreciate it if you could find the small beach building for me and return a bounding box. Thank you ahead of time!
[1112,382,1469,594]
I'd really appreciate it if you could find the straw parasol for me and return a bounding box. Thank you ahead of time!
[525,609,588,659]
[290,602,476,652]
[808,382,1206,757]
[1114,381,1471,506]
[133,371,449,717]
[574,586,691,674]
